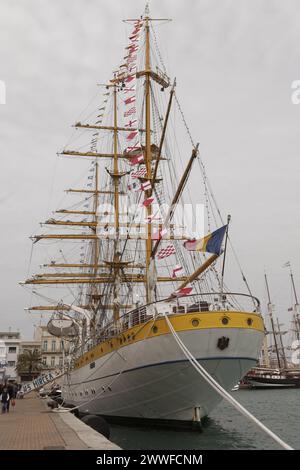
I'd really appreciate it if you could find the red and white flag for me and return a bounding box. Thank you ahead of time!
[125,119,137,128]
[132,25,142,34]
[124,96,136,106]
[124,85,136,93]
[129,32,140,40]
[126,143,141,152]
[131,167,147,178]
[127,45,138,53]
[130,154,144,165]
[125,74,135,84]
[172,265,184,278]
[172,287,193,297]
[127,55,137,63]
[140,180,151,191]
[126,130,138,141]
[152,228,168,240]
[142,197,154,207]
[124,107,136,117]
[145,214,162,224]
[157,245,176,260]
[128,65,137,74]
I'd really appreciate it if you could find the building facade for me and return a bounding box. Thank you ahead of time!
[0,331,21,382]
[34,326,68,372]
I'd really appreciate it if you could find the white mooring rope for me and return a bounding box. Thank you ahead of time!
[163,314,293,451]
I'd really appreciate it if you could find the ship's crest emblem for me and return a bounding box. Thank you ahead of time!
[217,336,230,350]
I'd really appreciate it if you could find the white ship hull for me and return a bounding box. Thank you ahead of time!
[62,322,263,425]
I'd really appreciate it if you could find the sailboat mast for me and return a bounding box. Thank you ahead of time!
[264,273,281,369]
[276,318,287,369]
[145,16,153,302]
[113,83,120,234]
[290,268,300,340]
[93,161,99,269]
[112,81,121,322]
[290,270,298,305]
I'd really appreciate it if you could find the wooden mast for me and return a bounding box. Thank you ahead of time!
[172,254,219,294]
[89,149,100,332]
[290,267,300,341]
[276,318,288,369]
[151,79,176,189]
[145,15,152,303]
[113,82,120,235]
[112,80,121,322]
[151,144,199,259]
[264,273,282,369]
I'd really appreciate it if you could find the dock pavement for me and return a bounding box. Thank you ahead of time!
[0,393,120,450]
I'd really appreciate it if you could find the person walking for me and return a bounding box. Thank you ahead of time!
[6,383,14,412]
[1,386,10,414]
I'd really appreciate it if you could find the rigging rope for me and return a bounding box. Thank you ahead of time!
[163,313,293,451]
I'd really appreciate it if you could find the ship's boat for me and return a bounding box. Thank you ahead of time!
[243,270,300,391]
[21,5,264,428]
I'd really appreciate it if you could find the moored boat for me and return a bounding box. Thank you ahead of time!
[21,5,264,428]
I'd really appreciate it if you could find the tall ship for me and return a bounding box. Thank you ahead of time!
[244,268,300,389]
[22,6,264,428]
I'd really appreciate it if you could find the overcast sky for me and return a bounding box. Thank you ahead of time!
[0,0,299,339]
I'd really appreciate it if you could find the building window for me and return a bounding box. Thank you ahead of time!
[51,357,55,367]
[59,357,63,366]
[51,340,56,352]
[8,347,16,353]
[7,361,15,367]
[42,357,47,366]
[43,341,47,352]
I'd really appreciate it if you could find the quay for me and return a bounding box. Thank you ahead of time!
[0,393,120,450]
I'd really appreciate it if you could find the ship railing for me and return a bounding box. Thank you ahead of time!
[96,292,260,342]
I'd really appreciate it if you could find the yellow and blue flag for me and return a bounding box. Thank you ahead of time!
[183,225,227,255]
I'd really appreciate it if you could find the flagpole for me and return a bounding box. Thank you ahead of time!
[220,215,231,295]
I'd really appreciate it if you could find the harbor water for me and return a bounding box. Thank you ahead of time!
[110,389,300,450]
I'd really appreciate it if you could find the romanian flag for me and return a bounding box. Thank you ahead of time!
[183,225,227,255]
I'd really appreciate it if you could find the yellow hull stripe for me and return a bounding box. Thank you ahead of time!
[74,311,264,370]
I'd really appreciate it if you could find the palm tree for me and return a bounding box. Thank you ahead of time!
[16,349,43,380]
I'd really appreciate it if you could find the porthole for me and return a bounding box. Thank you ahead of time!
[152,326,158,334]
[247,318,253,326]
[192,318,199,327]
[222,317,229,325]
